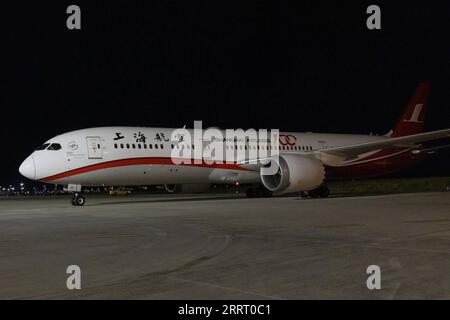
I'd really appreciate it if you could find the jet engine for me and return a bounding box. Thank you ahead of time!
[260,154,325,193]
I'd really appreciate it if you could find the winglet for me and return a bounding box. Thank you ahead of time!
[391,82,430,137]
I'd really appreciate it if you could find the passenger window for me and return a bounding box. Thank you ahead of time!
[35,143,50,151]
[138,144,141,149]
[120,143,124,149]
[144,144,147,149]
[149,144,153,149]
[114,143,118,149]
[47,143,62,151]
[126,144,130,149]
[155,144,158,149]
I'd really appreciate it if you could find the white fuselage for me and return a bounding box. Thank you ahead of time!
[19,127,386,187]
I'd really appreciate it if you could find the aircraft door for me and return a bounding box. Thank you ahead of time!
[86,137,103,159]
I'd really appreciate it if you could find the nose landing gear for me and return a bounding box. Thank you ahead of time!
[71,193,86,206]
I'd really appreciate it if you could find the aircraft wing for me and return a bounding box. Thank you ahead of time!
[412,143,450,154]
[237,128,450,169]
[317,128,450,162]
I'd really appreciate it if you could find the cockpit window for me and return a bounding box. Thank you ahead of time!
[35,143,50,151]
[47,143,62,151]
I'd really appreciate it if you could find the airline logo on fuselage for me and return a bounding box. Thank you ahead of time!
[279,134,297,146]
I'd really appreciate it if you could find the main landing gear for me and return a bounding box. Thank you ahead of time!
[301,185,330,198]
[71,193,86,206]
[246,187,273,198]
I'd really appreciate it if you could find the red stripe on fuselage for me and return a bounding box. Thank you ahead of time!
[41,157,252,182]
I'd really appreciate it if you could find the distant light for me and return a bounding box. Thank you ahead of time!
[235,181,240,187]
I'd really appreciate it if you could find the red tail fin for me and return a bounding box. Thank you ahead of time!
[390,82,430,137]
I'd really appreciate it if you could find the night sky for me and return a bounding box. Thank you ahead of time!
[1,1,449,186]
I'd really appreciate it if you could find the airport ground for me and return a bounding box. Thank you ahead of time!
[0,188,450,299]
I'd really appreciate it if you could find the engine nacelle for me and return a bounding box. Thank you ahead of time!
[164,184,212,194]
[260,155,325,193]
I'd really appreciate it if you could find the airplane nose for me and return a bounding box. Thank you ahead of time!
[19,155,36,180]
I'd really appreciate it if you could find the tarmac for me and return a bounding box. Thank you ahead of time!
[0,192,449,299]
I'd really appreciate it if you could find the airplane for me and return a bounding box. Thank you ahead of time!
[19,82,450,206]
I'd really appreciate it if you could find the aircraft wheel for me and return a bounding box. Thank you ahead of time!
[246,188,256,198]
[306,186,330,198]
[246,188,272,198]
[309,189,320,198]
[72,194,86,206]
[76,195,86,206]
[300,191,308,198]
[319,185,330,198]
[255,188,264,197]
